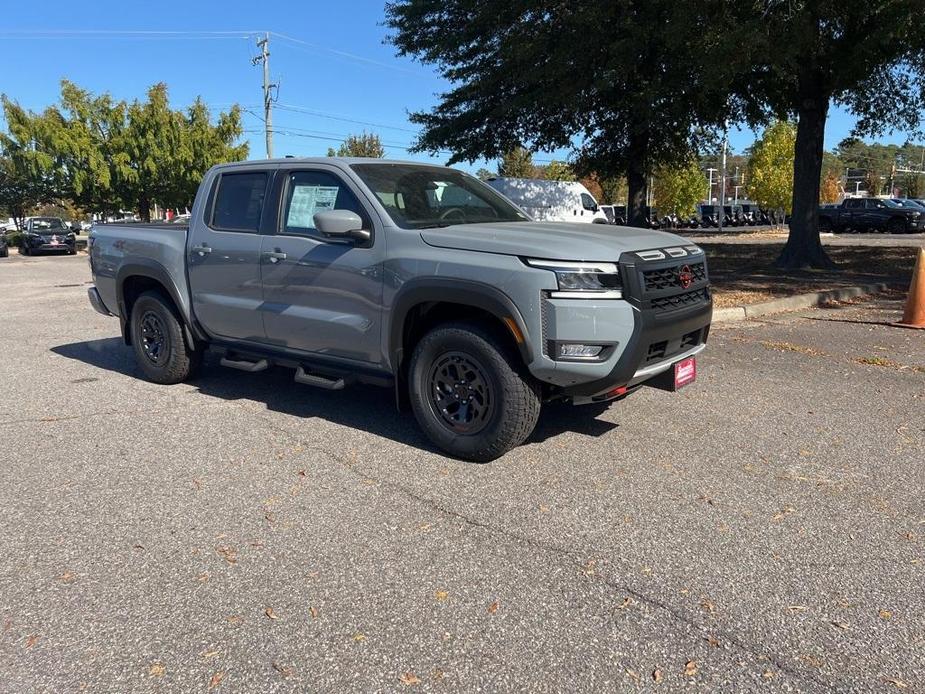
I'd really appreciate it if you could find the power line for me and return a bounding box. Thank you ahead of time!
[274,103,419,133]
[271,31,432,78]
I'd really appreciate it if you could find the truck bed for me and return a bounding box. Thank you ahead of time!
[89,222,192,320]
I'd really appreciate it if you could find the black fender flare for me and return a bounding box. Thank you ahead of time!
[388,278,535,373]
[115,260,205,347]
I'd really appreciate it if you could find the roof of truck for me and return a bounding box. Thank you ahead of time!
[215,157,448,167]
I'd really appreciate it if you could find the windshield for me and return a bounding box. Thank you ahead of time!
[32,218,65,230]
[351,163,529,229]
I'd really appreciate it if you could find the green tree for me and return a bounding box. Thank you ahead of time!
[2,80,247,221]
[474,167,494,181]
[864,169,883,197]
[0,153,52,229]
[327,132,385,158]
[904,173,924,198]
[747,121,796,222]
[734,1,925,267]
[540,160,576,181]
[652,159,705,217]
[599,177,628,204]
[386,0,737,227]
[498,148,536,178]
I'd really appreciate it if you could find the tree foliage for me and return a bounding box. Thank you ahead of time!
[537,160,576,181]
[327,132,385,158]
[386,0,737,227]
[497,147,535,178]
[820,172,842,204]
[653,159,705,217]
[1,80,247,221]
[747,121,796,216]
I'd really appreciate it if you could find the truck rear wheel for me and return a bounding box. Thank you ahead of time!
[130,290,202,385]
[408,322,541,462]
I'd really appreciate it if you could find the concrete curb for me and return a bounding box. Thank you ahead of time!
[713,282,890,323]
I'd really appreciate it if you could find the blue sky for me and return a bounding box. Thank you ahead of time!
[2,0,920,172]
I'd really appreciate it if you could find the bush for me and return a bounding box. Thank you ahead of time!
[4,231,22,247]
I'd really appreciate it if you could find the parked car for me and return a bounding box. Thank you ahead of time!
[0,230,8,258]
[890,198,925,210]
[87,158,712,461]
[818,198,925,234]
[485,177,610,223]
[19,217,78,255]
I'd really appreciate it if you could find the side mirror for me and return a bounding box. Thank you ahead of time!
[313,210,370,243]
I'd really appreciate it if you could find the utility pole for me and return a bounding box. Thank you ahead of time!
[717,125,728,232]
[253,33,276,159]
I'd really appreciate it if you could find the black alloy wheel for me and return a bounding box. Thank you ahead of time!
[427,351,495,435]
[139,310,169,365]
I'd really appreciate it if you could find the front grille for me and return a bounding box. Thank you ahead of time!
[651,288,709,312]
[643,262,706,292]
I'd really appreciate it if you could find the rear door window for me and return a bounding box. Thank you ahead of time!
[211,172,268,232]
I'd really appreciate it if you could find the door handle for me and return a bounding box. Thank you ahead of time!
[191,244,212,257]
[264,249,287,263]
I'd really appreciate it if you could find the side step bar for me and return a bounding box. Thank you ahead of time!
[294,366,345,390]
[220,356,269,373]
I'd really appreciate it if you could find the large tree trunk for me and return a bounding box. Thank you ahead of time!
[776,82,835,269]
[626,130,649,228]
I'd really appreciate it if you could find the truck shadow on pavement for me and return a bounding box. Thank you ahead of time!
[51,338,619,457]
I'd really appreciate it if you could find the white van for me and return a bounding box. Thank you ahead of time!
[485,177,610,223]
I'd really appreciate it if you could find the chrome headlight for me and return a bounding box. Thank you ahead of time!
[526,259,622,298]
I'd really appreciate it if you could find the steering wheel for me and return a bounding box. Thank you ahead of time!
[439,207,466,221]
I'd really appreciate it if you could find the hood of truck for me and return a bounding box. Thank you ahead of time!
[419,221,693,261]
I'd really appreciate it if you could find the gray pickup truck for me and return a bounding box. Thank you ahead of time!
[88,158,712,460]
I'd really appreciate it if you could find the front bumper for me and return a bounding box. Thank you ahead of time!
[528,246,713,399]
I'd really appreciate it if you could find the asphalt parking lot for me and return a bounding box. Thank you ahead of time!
[1,253,923,692]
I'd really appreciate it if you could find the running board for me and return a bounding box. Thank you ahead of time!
[294,366,345,390]
[220,356,268,373]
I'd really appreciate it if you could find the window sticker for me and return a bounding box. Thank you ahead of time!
[287,185,340,228]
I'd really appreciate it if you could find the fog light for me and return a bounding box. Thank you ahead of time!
[558,344,603,359]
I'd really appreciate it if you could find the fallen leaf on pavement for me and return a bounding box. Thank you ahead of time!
[879,609,893,620]
[652,668,663,683]
[700,599,716,613]
[399,671,421,685]
[487,601,499,614]
[149,662,165,678]
[25,635,40,648]
[705,635,720,648]
[265,607,278,620]
[201,649,220,659]
[786,605,808,612]
[353,633,366,642]
[617,597,633,610]
[208,672,224,689]
[435,590,449,601]
[309,606,319,619]
[684,660,698,677]
[772,507,795,521]
[216,546,237,565]
[197,573,210,583]
[624,669,640,683]
[272,661,294,678]
[226,615,243,625]
[762,669,775,679]
[886,678,908,689]
[799,654,823,668]
[59,571,76,582]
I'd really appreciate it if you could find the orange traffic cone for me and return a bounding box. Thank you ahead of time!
[897,246,925,329]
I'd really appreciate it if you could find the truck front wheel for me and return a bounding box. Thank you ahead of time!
[408,322,541,462]
[129,290,202,385]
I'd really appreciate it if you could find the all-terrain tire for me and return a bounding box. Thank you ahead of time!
[408,321,541,462]
[130,290,202,384]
